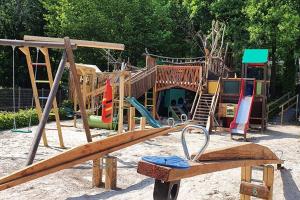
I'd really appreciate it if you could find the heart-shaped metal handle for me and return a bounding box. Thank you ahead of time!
[181,125,210,161]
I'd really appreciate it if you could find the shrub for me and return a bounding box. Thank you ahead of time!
[0,108,71,131]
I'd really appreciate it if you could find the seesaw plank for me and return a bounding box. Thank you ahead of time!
[0,125,184,190]
[137,144,283,182]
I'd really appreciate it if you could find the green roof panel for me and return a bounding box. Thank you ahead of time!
[242,49,268,64]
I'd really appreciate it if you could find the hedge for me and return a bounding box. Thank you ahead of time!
[0,107,72,131]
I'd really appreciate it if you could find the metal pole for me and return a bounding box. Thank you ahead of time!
[18,87,21,110]
[26,51,67,166]
[281,106,284,125]
[296,95,299,120]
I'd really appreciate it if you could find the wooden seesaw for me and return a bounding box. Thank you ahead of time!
[137,125,283,200]
[0,125,185,191]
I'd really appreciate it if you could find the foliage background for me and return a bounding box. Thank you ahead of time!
[0,0,299,97]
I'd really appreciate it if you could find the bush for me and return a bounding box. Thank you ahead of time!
[0,107,71,131]
[0,109,39,131]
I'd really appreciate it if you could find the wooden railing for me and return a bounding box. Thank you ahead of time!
[206,77,221,130]
[156,65,202,92]
[190,79,203,117]
[128,67,157,98]
[267,92,291,120]
[279,94,299,124]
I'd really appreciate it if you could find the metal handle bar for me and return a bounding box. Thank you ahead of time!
[181,125,210,161]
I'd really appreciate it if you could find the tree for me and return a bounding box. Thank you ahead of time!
[0,0,45,87]
[245,0,300,97]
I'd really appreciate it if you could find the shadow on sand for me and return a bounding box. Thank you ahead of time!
[66,178,153,200]
[280,168,300,200]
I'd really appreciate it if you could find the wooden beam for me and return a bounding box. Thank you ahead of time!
[118,72,125,134]
[195,143,280,161]
[24,35,124,50]
[138,159,282,183]
[104,156,117,190]
[64,37,92,142]
[240,182,270,199]
[0,39,76,49]
[0,125,184,190]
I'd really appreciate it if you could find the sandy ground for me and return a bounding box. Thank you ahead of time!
[0,120,299,200]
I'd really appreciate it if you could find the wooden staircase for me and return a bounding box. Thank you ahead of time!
[192,93,213,126]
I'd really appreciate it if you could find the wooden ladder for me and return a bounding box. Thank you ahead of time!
[144,88,156,117]
[19,47,64,148]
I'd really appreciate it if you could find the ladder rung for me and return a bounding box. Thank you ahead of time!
[32,63,47,66]
[39,97,48,100]
[35,80,50,83]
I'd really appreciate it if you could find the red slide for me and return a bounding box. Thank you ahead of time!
[230,78,256,138]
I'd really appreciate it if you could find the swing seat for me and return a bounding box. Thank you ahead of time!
[11,129,32,133]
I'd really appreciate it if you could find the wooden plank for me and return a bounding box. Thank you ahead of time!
[64,37,92,142]
[105,156,117,190]
[0,125,184,190]
[241,166,252,200]
[0,39,76,49]
[240,181,269,199]
[137,159,281,182]
[24,35,124,50]
[195,143,280,161]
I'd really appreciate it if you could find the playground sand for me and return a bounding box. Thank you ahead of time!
[0,121,299,200]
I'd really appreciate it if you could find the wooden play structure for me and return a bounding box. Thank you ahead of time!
[137,125,283,200]
[0,34,286,200]
[217,49,270,138]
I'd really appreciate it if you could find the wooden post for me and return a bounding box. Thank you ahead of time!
[105,156,117,190]
[92,158,103,187]
[241,166,252,200]
[140,117,146,130]
[129,107,135,131]
[118,72,125,134]
[263,165,274,200]
[152,86,157,119]
[64,37,92,142]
